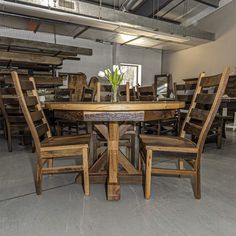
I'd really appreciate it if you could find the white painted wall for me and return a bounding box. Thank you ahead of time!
[0,27,162,84]
[118,45,162,85]
[162,1,236,83]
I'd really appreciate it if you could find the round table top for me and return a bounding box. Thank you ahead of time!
[45,101,185,112]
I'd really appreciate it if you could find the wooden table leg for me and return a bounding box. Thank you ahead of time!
[107,122,120,200]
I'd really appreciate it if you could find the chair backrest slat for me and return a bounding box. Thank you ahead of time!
[180,67,230,152]
[195,94,215,105]
[30,110,44,122]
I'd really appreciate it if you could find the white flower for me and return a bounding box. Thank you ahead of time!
[98,71,105,77]
[120,67,127,74]
[113,65,119,72]
[117,70,121,75]
[105,69,111,75]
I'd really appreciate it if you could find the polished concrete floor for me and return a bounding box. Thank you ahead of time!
[0,132,236,236]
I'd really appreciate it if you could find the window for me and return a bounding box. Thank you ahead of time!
[120,63,142,87]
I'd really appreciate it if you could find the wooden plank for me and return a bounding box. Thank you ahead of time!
[177,95,193,102]
[20,80,34,90]
[200,74,221,87]
[190,108,209,121]
[25,96,38,106]
[144,110,176,122]
[36,123,49,137]
[42,166,83,174]
[46,101,185,111]
[0,87,16,95]
[84,111,144,122]
[107,122,120,200]
[184,122,202,137]
[94,124,108,140]
[0,51,62,65]
[118,151,139,174]
[30,110,44,122]
[195,93,216,105]
[0,36,92,56]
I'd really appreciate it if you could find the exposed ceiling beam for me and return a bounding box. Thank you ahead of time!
[0,51,62,65]
[194,0,219,8]
[0,0,215,42]
[73,26,90,39]
[0,36,93,56]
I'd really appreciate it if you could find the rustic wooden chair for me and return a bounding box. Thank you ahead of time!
[81,87,94,102]
[95,83,112,102]
[119,82,137,101]
[139,67,230,200]
[0,87,30,151]
[11,71,90,196]
[137,84,176,135]
[88,76,99,95]
[136,84,156,101]
[54,88,74,102]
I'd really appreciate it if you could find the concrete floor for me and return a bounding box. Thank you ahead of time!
[0,132,236,236]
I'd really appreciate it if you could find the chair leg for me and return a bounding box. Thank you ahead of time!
[130,134,136,166]
[138,153,142,171]
[36,162,42,195]
[7,127,12,152]
[194,168,201,199]
[47,159,53,176]
[145,150,152,200]
[217,121,223,149]
[82,148,90,196]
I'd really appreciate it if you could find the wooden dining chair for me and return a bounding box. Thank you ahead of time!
[0,87,30,151]
[119,82,136,101]
[139,67,230,200]
[11,71,90,196]
[54,88,74,102]
[81,87,94,102]
[136,84,156,101]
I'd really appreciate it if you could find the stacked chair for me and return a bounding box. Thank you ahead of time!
[0,86,31,151]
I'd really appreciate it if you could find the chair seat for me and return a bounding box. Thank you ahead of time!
[41,134,90,148]
[140,134,197,153]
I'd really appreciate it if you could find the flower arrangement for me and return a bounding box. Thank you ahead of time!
[98,65,127,102]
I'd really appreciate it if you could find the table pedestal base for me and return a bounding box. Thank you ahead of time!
[107,182,120,201]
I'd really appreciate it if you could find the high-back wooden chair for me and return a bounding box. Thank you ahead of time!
[0,87,30,151]
[81,87,94,102]
[11,71,90,196]
[96,83,112,102]
[136,84,156,101]
[139,67,230,200]
[119,82,136,101]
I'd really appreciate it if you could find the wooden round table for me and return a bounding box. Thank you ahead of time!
[46,101,185,200]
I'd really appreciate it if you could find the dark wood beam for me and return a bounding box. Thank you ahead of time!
[0,51,62,65]
[0,36,93,56]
